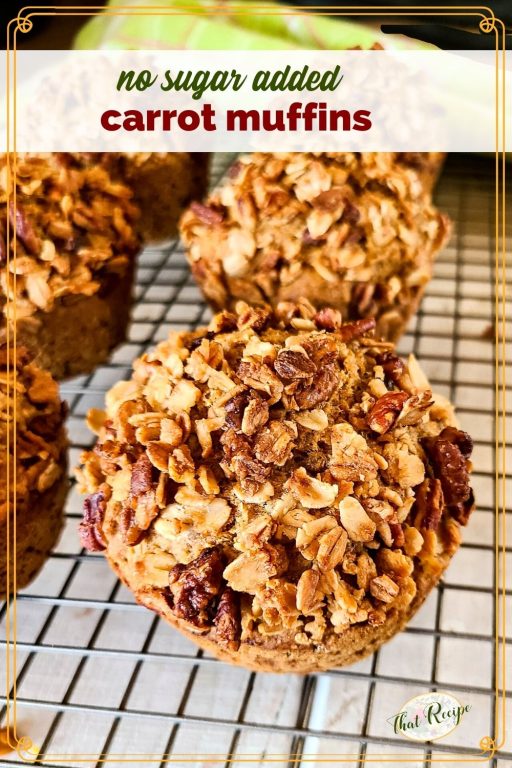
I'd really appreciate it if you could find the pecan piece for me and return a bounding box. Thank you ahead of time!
[166,548,224,628]
[274,349,316,380]
[376,351,405,385]
[119,506,146,546]
[413,477,444,531]
[0,220,6,265]
[241,395,269,436]
[224,391,248,431]
[312,187,344,211]
[313,307,342,331]
[342,198,361,224]
[221,428,270,484]
[237,361,283,403]
[367,391,408,434]
[338,318,376,342]
[294,364,338,409]
[254,420,295,466]
[435,426,473,459]
[425,427,473,508]
[213,587,241,650]
[236,305,271,332]
[9,201,40,254]
[450,487,475,526]
[79,491,107,551]
[190,201,224,225]
[130,453,154,497]
[389,522,405,549]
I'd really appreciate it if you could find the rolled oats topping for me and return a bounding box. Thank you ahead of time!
[180,153,451,343]
[78,301,474,658]
[0,153,140,323]
[0,344,67,521]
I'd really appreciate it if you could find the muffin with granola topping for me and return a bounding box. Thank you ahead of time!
[398,152,446,193]
[0,344,68,594]
[0,153,140,380]
[113,153,210,243]
[78,300,474,672]
[180,152,451,343]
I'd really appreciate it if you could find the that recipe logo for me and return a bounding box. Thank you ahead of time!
[388,692,471,742]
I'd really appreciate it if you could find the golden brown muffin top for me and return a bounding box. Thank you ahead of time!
[78,300,473,651]
[0,344,67,522]
[0,153,140,323]
[181,152,450,292]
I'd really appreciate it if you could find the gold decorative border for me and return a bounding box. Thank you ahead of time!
[2,4,507,763]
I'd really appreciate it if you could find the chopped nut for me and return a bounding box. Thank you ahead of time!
[293,364,338,409]
[397,391,433,426]
[254,420,295,466]
[274,349,316,380]
[376,351,405,385]
[79,491,107,551]
[367,391,409,434]
[237,361,283,404]
[166,547,224,627]
[213,587,241,649]
[424,427,473,507]
[119,506,146,546]
[413,477,444,531]
[338,318,376,342]
[241,396,269,436]
[314,307,342,331]
[130,454,153,497]
[189,201,224,225]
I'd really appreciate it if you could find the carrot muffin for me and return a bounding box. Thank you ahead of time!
[78,301,474,672]
[398,152,446,193]
[0,152,140,380]
[113,153,210,243]
[180,152,451,343]
[0,344,68,594]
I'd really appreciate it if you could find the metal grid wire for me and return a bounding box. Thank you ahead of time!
[1,154,511,767]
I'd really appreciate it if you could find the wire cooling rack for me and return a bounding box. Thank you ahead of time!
[1,154,510,768]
